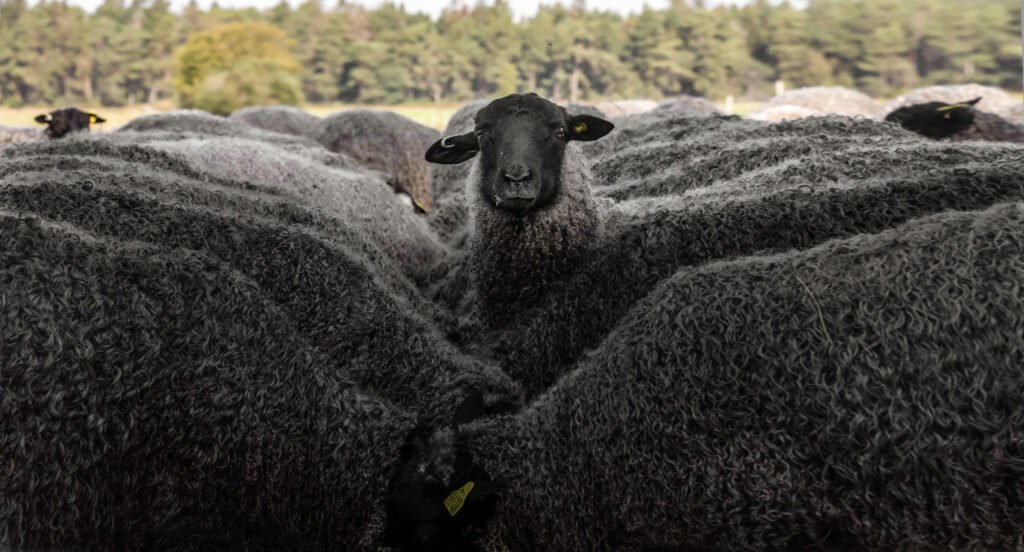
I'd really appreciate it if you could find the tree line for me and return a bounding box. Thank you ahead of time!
[0,0,1020,109]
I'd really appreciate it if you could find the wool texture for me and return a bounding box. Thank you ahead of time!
[4,104,1024,551]
[455,115,1024,399]
[465,202,1024,551]
[229,105,320,139]
[314,109,439,212]
[0,212,416,551]
[756,86,883,119]
[0,125,44,147]
[883,83,1020,118]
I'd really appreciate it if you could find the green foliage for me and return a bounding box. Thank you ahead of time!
[192,57,303,115]
[173,21,299,107]
[0,0,1020,108]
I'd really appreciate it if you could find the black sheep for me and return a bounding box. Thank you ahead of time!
[34,107,105,139]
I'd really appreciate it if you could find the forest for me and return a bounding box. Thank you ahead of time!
[0,0,1020,110]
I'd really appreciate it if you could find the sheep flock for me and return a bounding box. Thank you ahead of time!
[2,85,1024,552]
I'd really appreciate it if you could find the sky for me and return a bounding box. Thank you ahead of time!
[57,0,808,20]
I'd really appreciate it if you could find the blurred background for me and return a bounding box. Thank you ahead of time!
[0,0,1020,128]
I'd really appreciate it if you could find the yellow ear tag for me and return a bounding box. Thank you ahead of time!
[573,122,588,134]
[443,481,475,517]
[89,115,99,124]
[937,103,971,112]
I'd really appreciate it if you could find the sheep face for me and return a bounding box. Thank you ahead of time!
[383,392,502,552]
[425,93,613,216]
[884,97,979,139]
[34,107,105,139]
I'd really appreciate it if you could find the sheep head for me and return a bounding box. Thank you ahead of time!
[884,97,980,139]
[383,391,509,551]
[34,107,106,139]
[425,93,613,216]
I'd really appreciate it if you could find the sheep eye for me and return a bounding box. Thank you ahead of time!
[554,127,567,140]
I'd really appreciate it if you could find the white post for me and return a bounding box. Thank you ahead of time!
[774,79,786,97]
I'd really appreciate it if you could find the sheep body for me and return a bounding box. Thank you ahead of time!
[229,105,320,139]
[953,109,1024,142]
[452,110,1024,399]
[745,104,823,122]
[594,99,658,117]
[314,109,439,212]
[591,115,911,195]
[755,86,882,118]
[0,125,44,146]
[883,84,1019,117]
[466,201,1024,551]
[119,109,320,148]
[0,138,519,421]
[0,212,417,551]
[652,95,724,115]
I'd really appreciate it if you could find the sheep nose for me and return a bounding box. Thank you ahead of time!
[503,165,531,183]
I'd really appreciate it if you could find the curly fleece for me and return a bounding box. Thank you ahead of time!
[0,140,519,422]
[3,105,1024,551]
[0,125,43,147]
[229,105,321,139]
[756,86,883,119]
[466,202,1024,551]
[315,109,439,212]
[0,213,416,551]
[457,115,1024,400]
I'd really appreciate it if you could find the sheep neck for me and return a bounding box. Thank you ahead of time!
[467,145,603,328]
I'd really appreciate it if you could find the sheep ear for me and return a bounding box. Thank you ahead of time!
[35,114,52,124]
[425,132,479,164]
[451,391,486,427]
[937,99,980,112]
[566,114,614,142]
[87,113,106,124]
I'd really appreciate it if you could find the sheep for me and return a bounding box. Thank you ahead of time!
[0,211,423,551]
[229,104,320,139]
[745,104,823,122]
[426,94,1024,400]
[426,100,491,247]
[753,86,883,119]
[315,109,439,213]
[32,107,105,139]
[883,83,1019,118]
[563,103,607,118]
[580,110,749,160]
[460,201,1024,551]
[0,125,43,147]
[885,97,1024,143]
[119,109,323,146]
[1001,103,1024,125]
[48,130,447,281]
[594,98,658,117]
[652,95,724,115]
[0,137,521,424]
[382,391,510,552]
[424,93,615,329]
[590,115,913,199]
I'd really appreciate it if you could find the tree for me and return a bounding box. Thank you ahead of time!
[173,21,299,108]
[193,57,302,114]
